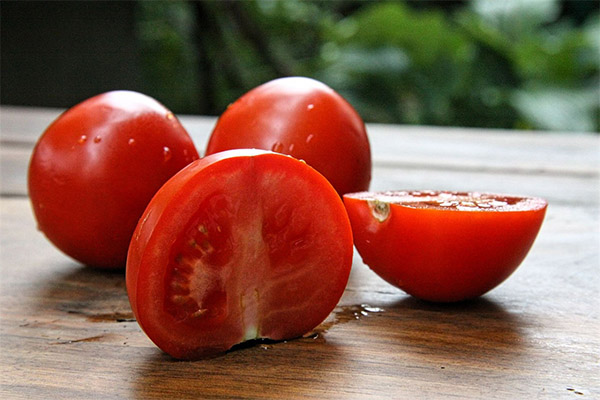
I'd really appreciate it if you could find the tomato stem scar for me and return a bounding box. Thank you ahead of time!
[368,200,390,222]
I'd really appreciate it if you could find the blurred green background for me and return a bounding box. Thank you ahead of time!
[2,0,599,132]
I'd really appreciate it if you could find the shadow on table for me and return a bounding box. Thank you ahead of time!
[130,335,350,399]
[379,295,530,364]
[32,261,132,322]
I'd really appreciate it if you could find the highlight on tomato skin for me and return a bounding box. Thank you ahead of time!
[127,149,354,359]
[205,76,372,197]
[343,190,548,303]
[28,90,199,268]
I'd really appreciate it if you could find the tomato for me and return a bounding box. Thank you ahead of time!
[28,91,199,268]
[126,149,353,359]
[205,76,372,196]
[343,191,547,302]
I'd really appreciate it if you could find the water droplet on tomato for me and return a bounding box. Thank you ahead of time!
[307,104,314,110]
[128,138,136,146]
[166,112,175,120]
[93,136,102,143]
[78,135,87,144]
[306,134,314,144]
[288,143,295,152]
[271,142,284,153]
[163,146,172,162]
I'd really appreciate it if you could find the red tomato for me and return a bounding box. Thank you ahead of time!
[205,76,372,196]
[343,191,547,302]
[28,91,199,268]
[126,149,353,359]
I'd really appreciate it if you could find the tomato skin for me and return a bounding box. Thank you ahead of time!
[28,91,199,268]
[127,149,353,359]
[343,191,547,302]
[205,76,372,196]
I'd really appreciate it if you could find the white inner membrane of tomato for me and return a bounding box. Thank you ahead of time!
[161,161,346,345]
[352,190,546,212]
[165,192,238,326]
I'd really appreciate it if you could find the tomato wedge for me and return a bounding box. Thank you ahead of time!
[127,149,353,359]
[343,191,547,302]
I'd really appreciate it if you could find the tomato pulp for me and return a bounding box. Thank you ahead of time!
[127,150,353,359]
[205,76,372,196]
[343,191,547,302]
[28,91,199,268]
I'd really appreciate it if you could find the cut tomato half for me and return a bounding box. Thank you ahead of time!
[343,190,547,302]
[127,149,353,359]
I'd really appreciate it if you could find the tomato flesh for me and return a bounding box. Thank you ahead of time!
[343,190,547,302]
[127,150,353,359]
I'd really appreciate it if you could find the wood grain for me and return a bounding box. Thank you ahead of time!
[1,106,599,399]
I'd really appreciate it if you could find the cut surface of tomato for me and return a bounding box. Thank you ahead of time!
[127,150,353,359]
[343,190,547,302]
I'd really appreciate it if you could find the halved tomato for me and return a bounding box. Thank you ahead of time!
[343,191,547,302]
[127,149,353,359]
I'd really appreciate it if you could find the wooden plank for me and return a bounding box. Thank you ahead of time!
[1,173,598,399]
[2,106,599,197]
[1,106,599,399]
[369,124,599,175]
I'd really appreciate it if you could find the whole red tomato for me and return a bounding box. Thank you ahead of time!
[127,149,353,359]
[343,190,547,302]
[205,77,372,196]
[28,91,199,268]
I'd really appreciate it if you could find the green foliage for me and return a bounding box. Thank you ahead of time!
[456,0,599,131]
[135,0,599,132]
[136,1,200,113]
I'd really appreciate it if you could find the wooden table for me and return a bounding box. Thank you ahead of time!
[1,106,598,399]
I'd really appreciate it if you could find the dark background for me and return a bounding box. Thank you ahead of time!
[2,0,598,132]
